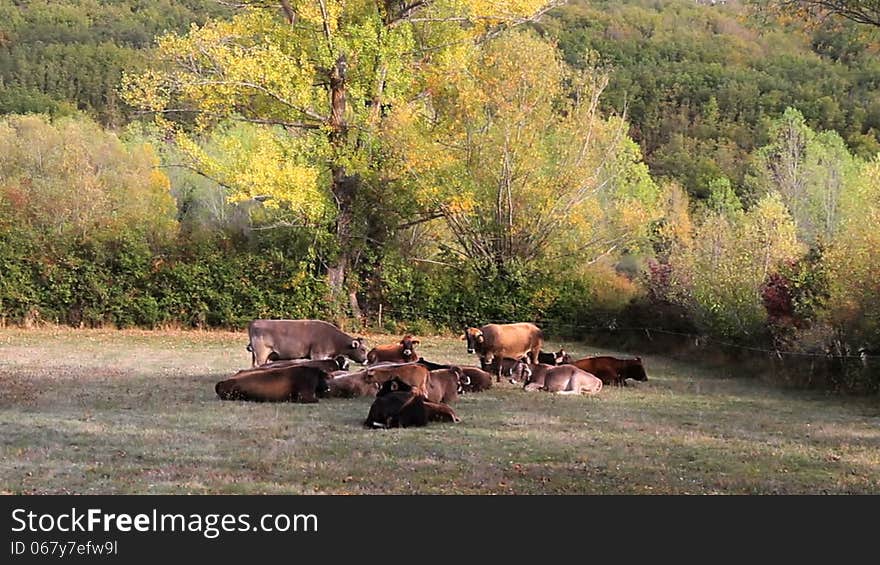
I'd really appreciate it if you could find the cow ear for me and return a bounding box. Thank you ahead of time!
[351,340,360,349]
[461,333,467,340]
[411,340,420,346]
[476,334,484,343]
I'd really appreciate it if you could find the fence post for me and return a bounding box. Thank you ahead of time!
[378,304,382,331]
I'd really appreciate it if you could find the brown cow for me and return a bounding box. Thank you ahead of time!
[364,378,460,428]
[367,335,420,365]
[464,323,543,381]
[363,363,431,398]
[215,365,329,403]
[570,356,648,386]
[426,368,464,404]
[458,367,493,392]
[419,360,492,393]
[246,319,368,367]
[523,365,603,395]
[325,370,379,398]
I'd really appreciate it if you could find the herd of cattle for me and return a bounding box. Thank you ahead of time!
[215,319,649,429]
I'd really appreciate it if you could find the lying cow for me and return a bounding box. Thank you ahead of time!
[417,357,452,371]
[570,356,648,386]
[363,363,431,398]
[364,378,460,428]
[537,349,572,365]
[215,365,329,403]
[325,370,379,398]
[465,323,543,381]
[458,367,493,392]
[426,368,465,404]
[246,319,368,367]
[367,335,420,365]
[523,365,603,395]
[260,356,349,372]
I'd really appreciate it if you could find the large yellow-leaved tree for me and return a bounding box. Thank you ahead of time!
[122,0,563,315]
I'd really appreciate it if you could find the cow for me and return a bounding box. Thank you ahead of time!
[325,370,379,398]
[417,357,453,371]
[458,367,493,392]
[480,356,526,379]
[367,335,420,365]
[523,364,603,395]
[364,378,460,428]
[464,323,543,381]
[260,356,350,372]
[570,356,648,386]
[215,365,329,403]
[537,348,573,365]
[426,368,465,404]
[246,319,368,367]
[362,363,431,398]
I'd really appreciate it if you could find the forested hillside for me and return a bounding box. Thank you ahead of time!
[1,0,878,391]
[543,0,880,199]
[0,0,229,125]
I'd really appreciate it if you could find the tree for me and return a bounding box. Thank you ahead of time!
[822,156,880,345]
[381,30,661,277]
[668,192,802,338]
[749,107,859,244]
[122,1,563,316]
[755,1,880,28]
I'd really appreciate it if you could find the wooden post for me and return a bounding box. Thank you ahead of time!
[378,304,382,330]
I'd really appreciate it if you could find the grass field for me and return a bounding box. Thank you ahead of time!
[1,328,878,494]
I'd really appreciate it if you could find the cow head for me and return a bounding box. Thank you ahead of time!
[463,328,484,354]
[348,338,368,364]
[555,349,573,365]
[625,358,648,381]
[400,335,420,360]
[378,376,414,397]
[508,360,532,384]
[450,366,470,393]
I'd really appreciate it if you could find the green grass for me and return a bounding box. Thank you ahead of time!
[1,328,878,494]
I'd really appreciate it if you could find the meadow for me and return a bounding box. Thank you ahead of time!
[1,328,878,494]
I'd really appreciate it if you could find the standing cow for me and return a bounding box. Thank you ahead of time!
[246,319,368,367]
[464,323,544,381]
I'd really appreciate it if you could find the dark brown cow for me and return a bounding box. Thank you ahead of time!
[426,368,464,404]
[537,349,573,365]
[480,356,526,379]
[458,367,493,392]
[465,323,543,381]
[215,365,329,403]
[364,378,460,428]
[246,319,368,367]
[367,335,420,365]
[523,365,603,395]
[363,363,431,398]
[570,356,648,386]
[325,370,379,398]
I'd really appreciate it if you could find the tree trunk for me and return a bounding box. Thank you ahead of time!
[325,53,363,318]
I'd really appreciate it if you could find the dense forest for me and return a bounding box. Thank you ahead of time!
[1,0,878,388]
